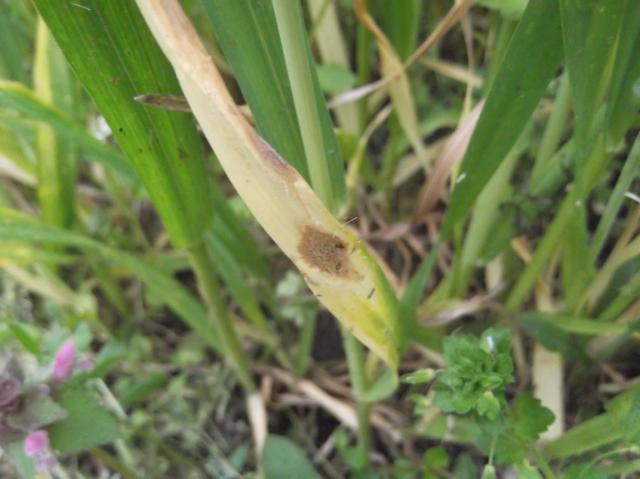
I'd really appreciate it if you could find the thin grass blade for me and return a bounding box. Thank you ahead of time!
[443,0,563,232]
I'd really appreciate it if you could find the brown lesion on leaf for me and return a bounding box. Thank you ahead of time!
[255,136,299,182]
[298,226,361,279]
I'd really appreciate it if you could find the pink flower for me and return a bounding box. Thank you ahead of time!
[24,430,56,471]
[52,340,76,384]
[24,430,49,456]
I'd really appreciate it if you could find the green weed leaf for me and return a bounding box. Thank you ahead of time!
[48,386,120,454]
[433,328,513,419]
[262,435,321,479]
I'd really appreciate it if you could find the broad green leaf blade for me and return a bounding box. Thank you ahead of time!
[33,0,211,248]
[0,80,136,178]
[443,0,563,232]
[136,0,402,366]
[202,0,310,181]
[606,1,640,144]
[48,386,120,454]
[262,435,321,479]
[560,0,625,157]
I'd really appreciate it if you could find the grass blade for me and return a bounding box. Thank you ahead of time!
[33,18,77,228]
[590,133,640,261]
[443,0,563,232]
[202,0,310,181]
[272,0,346,211]
[606,1,640,144]
[559,0,625,157]
[0,80,136,178]
[33,0,212,247]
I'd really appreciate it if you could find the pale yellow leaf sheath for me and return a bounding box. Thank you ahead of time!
[135,0,402,367]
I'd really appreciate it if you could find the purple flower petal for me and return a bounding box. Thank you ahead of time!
[24,430,50,457]
[52,340,76,383]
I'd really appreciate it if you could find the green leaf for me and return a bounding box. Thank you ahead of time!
[590,132,640,261]
[373,0,422,60]
[511,393,555,441]
[0,0,32,84]
[7,393,67,431]
[607,385,640,445]
[262,435,321,479]
[443,0,563,232]
[543,413,619,459]
[477,391,501,421]
[561,464,608,479]
[477,0,527,18]
[0,80,136,178]
[202,0,310,182]
[560,0,625,158]
[33,18,77,229]
[423,446,450,470]
[360,367,398,402]
[481,464,496,479]
[433,328,513,419]
[606,1,640,143]
[89,341,127,379]
[33,0,212,247]
[316,63,357,95]
[48,386,120,454]
[401,368,436,385]
[272,0,346,211]
[521,312,628,336]
[515,462,544,479]
[120,372,166,407]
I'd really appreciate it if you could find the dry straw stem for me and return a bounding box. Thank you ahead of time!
[331,0,474,108]
[135,0,402,367]
[353,0,427,168]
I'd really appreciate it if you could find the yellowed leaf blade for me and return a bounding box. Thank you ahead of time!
[135,0,401,366]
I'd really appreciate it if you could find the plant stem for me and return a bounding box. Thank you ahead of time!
[341,327,371,460]
[91,447,140,479]
[531,447,558,479]
[294,315,316,376]
[531,73,571,180]
[188,240,255,392]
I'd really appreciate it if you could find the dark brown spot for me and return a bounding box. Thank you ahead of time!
[298,226,360,279]
[178,148,188,161]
